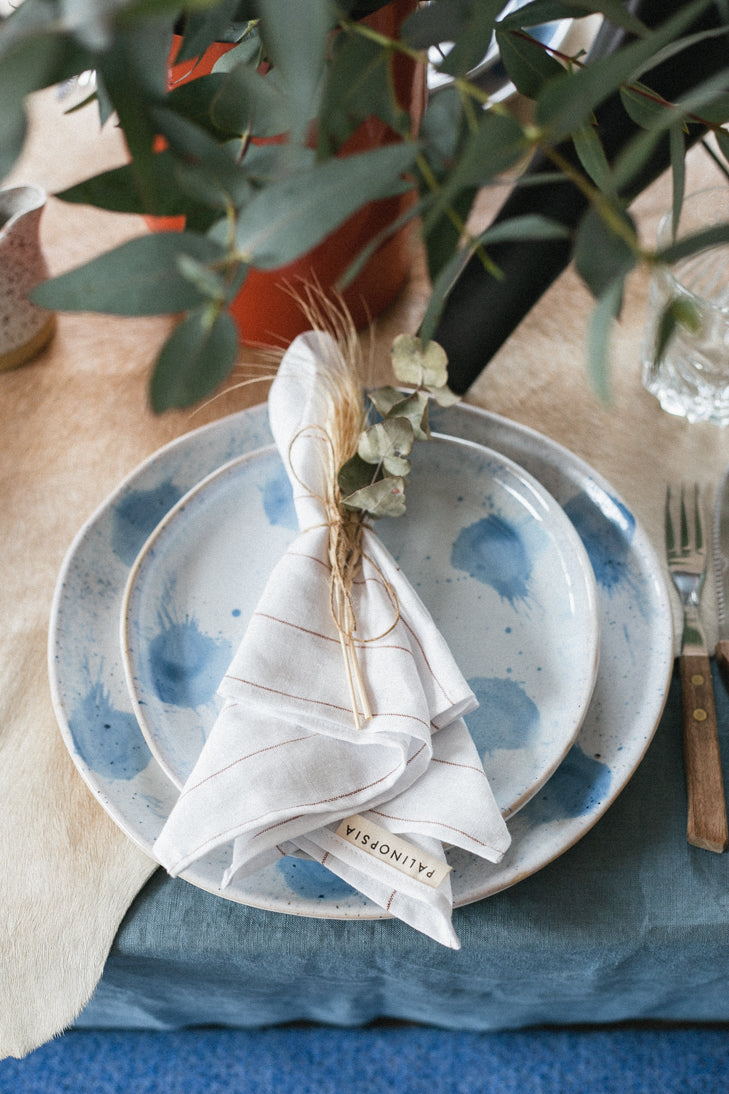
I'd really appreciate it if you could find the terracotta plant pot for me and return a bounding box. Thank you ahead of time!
[151,0,423,347]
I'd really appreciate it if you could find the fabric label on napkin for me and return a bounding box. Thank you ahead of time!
[336,816,452,889]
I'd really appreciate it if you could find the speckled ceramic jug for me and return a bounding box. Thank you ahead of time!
[0,184,56,371]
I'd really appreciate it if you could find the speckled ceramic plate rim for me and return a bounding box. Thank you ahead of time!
[48,400,674,917]
[119,434,600,820]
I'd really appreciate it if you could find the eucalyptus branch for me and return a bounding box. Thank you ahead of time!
[342,15,426,68]
[415,153,502,278]
[540,141,645,259]
[337,335,458,520]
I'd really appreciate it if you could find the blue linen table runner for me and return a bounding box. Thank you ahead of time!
[75,662,729,1031]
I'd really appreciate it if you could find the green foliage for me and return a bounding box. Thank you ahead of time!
[4,0,729,410]
[232,142,419,267]
[338,335,458,519]
[31,232,229,314]
[149,305,239,411]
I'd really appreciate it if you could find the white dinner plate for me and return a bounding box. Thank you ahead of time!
[121,436,599,822]
[48,401,673,916]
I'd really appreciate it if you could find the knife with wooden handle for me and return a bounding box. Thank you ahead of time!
[714,467,729,677]
[698,469,729,851]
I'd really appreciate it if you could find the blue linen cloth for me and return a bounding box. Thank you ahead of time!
[75,664,729,1032]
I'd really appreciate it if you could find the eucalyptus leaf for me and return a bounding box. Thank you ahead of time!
[586,279,622,403]
[379,390,431,440]
[495,27,565,99]
[212,61,291,137]
[342,476,407,518]
[367,386,406,417]
[669,121,685,238]
[422,112,525,231]
[175,0,244,63]
[497,0,590,28]
[547,0,648,35]
[151,107,251,206]
[383,454,411,476]
[423,186,478,284]
[627,22,729,87]
[429,383,461,407]
[695,90,729,126]
[657,224,729,265]
[646,294,701,384]
[258,0,333,139]
[434,0,504,79]
[572,122,617,196]
[149,307,239,412]
[176,253,227,302]
[418,241,475,346]
[0,13,92,177]
[619,83,667,130]
[338,454,377,499]
[574,206,637,299]
[418,86,466,172]
[391,333,448,387]
[358,417,414,465]
[31,232,226,315]
[318,31,408,153]
[716,127,729,166]
[240,141,317,184]
[165,74,230,136]
[59,0,131,52]
[234,142,418,268]
[56,152,211,217]
[96,20,174,209]
[402,0,473,50]
[498,0,646,34]
[476,213,571,246]
[211,28,263,73]
[0,30,76,178]
[623,68,729,133]
[535,0,711,141]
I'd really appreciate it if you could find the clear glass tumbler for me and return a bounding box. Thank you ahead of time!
[641,187,729,425]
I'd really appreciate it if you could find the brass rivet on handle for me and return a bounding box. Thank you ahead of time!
[691,674,705,686]
[693,708,708,722]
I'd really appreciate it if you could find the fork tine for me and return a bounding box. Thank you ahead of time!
[679,484,690,553]
[666,483,704,563]
[665,484,676,555]
[693,484,704,554]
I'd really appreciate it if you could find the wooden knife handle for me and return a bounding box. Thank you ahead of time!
[679,653,729,853]
[716,639,729,677]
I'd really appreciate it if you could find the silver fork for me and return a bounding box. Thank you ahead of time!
[665,483,728,852]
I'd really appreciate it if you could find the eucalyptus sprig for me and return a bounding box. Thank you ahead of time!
[337,334,458,520]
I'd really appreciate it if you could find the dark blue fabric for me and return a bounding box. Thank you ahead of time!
[5,1027,729,1094]
[75,664,729,1032]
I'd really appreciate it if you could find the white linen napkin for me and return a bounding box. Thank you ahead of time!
[154,330,510,948]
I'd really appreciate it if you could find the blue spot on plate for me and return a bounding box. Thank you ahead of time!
[528,745,612,823]
[451,515,532,604]
[111,481,184,566]
[259,465,298,529]
[467,676,540,753]
[277,857,357,900]
[148,616,232,708]
[563,491,634,593]
[69,680,149,781]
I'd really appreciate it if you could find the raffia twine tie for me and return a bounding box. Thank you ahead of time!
[289,425,399,729]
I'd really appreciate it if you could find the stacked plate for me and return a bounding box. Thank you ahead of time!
[49,401,673,918]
